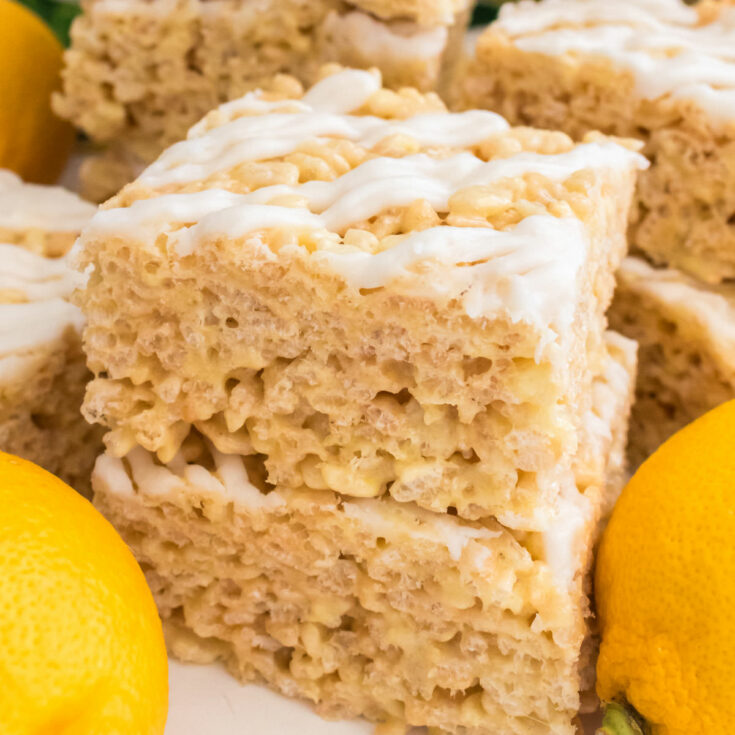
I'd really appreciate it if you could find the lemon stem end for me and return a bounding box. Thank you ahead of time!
[596,702,647,735]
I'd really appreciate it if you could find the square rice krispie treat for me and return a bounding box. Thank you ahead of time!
[77,67,645,526]
[75,67,643,733]
[92,333,637,735]
[610,256,735,467]
[53,0,475,201]
[458,0,735,284]
[0,171,102,493]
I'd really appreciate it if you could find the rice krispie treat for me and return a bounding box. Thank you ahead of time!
[0,247,102,493]
[609,257,735,467]
[54,0,474,201]
[92,334,637,735]
[0,172,101,493]
[458,0,735,284]
[77,67,645,524]
[76,67,643,733]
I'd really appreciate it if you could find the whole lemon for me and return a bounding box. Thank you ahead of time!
[595,400,735,734]
[0,0,75,183]
[0,452,168,735]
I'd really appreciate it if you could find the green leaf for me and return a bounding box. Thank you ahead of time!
[15,0,81,46]
[471,5,500,25]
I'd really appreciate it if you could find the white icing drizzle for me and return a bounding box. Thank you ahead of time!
[96,139,646,245]
[0,169,97,232]
[139,69,509,187]
[0,245,83,301]
[0,245,84,361]
[316,216,588,335]
[82,69,645,334]
[619,256,735,346]
[87,191,324,249]
[495,0,735,124]
[141,109,511,188]
[542,484,592,590]
[95,446,502,565]
[341,498,501,562]
[0,299,84,356]
[195,142,644,233]
[322,10,449,61]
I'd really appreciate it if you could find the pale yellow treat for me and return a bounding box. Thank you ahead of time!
[0,172,102,493]
[77,67,641,733]
[458,0,735,284]
[91,333,636,735]
[75,67,645,527]
[609,256,735,467]
[54,0,473,201]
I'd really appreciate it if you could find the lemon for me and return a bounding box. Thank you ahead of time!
[595,400,735,734]
[0,0,75,183]
[0,452,168,735]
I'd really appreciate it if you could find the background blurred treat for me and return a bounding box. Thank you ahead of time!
[77,66,644,734]
[610,257,735,468]
[52,0,476,201]
[456,0,735,462]
[0,170,102,494]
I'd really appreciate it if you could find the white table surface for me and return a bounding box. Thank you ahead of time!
[166,659,602,735]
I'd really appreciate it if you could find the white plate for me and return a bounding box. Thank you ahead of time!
[166,659,602,735]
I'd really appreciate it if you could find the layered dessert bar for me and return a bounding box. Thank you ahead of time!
[54,0,474,201]
[92,333,636,735]
[76,67,644,733]
[609,257,735,467]
[0,172,101,492]
[458,0,735,284]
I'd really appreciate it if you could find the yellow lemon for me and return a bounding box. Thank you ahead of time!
[0,0,75,183]
[0,452,168,735]
[595,400,735,734]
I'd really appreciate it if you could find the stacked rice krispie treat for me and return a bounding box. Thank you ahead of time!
[0,170,102,493]
[53,0,474,202]
[77,67,645,734]
[458,0,735,462]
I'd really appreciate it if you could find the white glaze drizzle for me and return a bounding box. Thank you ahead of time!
[96,445,503,565]
[619,256,735,346]
[0,245,84,360]
[139,68,509,187]
[140,109,511,188]
[315,216,587,328]
[0,169,97,232]
[495,0,735,124]
[0,299,84,356]
[184,141,644,234]
[0,245,83,301]
[322,10,449,61]
[83,69,645,334]
[97,140,646,247]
